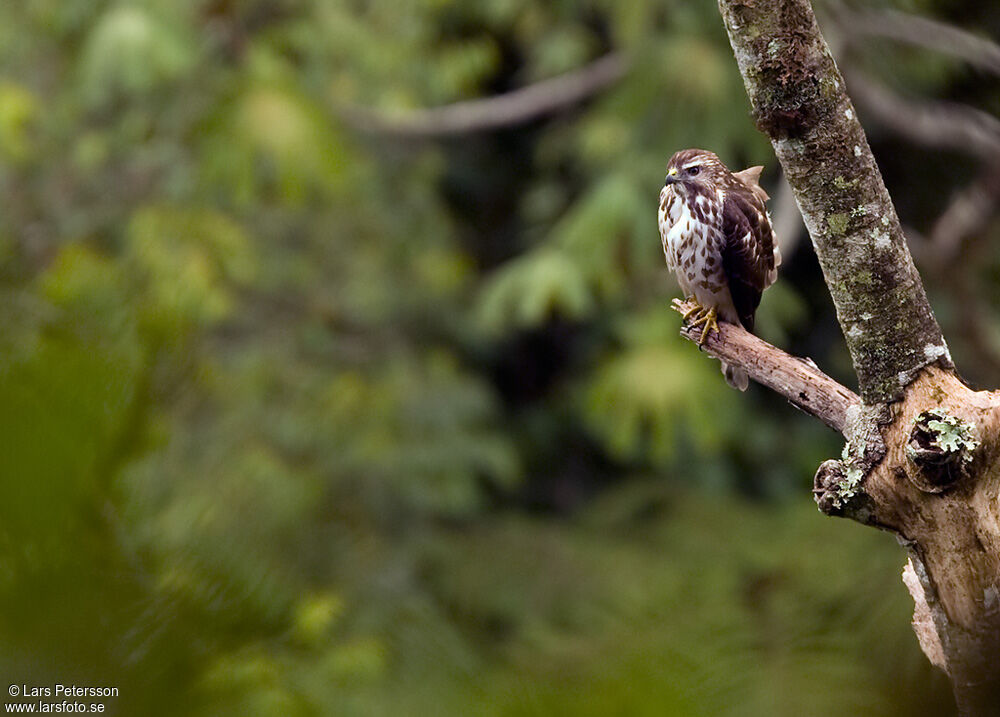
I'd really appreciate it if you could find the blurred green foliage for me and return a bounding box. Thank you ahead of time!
[1,0,989,714]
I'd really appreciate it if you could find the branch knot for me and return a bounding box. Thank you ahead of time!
[905,409,980,492]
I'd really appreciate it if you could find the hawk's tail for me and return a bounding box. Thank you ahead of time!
[722,361,749,391]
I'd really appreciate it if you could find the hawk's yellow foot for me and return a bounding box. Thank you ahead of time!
[670,297,701,321]
[689,305,719,345]
[671,298,719,345]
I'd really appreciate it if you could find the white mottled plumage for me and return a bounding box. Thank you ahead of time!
[658,184,741,325]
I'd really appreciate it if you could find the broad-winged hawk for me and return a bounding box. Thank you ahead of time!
[657,148,781,390]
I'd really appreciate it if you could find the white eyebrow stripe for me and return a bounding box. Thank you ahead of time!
[681,162,702,170]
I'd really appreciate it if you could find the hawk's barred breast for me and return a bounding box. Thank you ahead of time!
[659,184,730,312]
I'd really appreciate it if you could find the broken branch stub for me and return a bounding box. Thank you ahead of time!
[905,408,981,493]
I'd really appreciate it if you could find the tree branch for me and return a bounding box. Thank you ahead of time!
[717,0,951,404]
[678,321,858,434]
[834,8,1000,77]
[845,71,1000,158]
[340,53,628,138]
[930,164,1000,267]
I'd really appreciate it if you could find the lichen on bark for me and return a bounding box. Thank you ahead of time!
[718,0,952,404]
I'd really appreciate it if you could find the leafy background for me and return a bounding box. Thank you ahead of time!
[2,0,996,714]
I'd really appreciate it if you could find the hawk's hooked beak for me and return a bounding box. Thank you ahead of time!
[664,167,679,185]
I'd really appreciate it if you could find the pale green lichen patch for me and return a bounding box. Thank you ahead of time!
[923,342,950,362]
[871,229,891,250]
[924,412,978,457]
[907,409,979,466]
[826,212,849,235]
[776,137,806,155]
[828,443,865,508]
[834,464,864,506]
[905,409,980,490]
[826,443,867,509]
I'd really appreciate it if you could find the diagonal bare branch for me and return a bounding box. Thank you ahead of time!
[834,8,1000,77]
[845,71,1000,158]
[678,320,858,434]
[930,164,1000,266]
[340,53,628,138]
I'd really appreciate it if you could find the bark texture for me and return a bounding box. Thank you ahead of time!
[676,314,857,433]
[718,0,951,404]
[708,1,1000,712]
[822,368,1000,714]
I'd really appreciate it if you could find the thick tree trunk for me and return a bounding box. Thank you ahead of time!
[718,0,951,404]
[706,1,1000,713]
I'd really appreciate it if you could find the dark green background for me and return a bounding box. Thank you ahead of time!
[2,0,995,714]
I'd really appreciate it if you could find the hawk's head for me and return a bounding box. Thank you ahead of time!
[663,148,729,196]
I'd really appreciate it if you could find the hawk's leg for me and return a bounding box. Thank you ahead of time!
[670,298,719,345]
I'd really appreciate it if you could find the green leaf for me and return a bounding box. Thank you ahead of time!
[78,5,195,106]
[478,248,594,332]
[126,205,257,328]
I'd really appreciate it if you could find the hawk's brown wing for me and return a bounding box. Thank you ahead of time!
[732,165,769,202]
[721,188,775,332]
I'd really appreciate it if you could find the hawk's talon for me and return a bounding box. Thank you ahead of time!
[693,307,719,345]
[671,297,701,320]
[673,298,719,345]
[686,305,719,345]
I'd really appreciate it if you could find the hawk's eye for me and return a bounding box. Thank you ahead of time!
[686,166,701,176]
